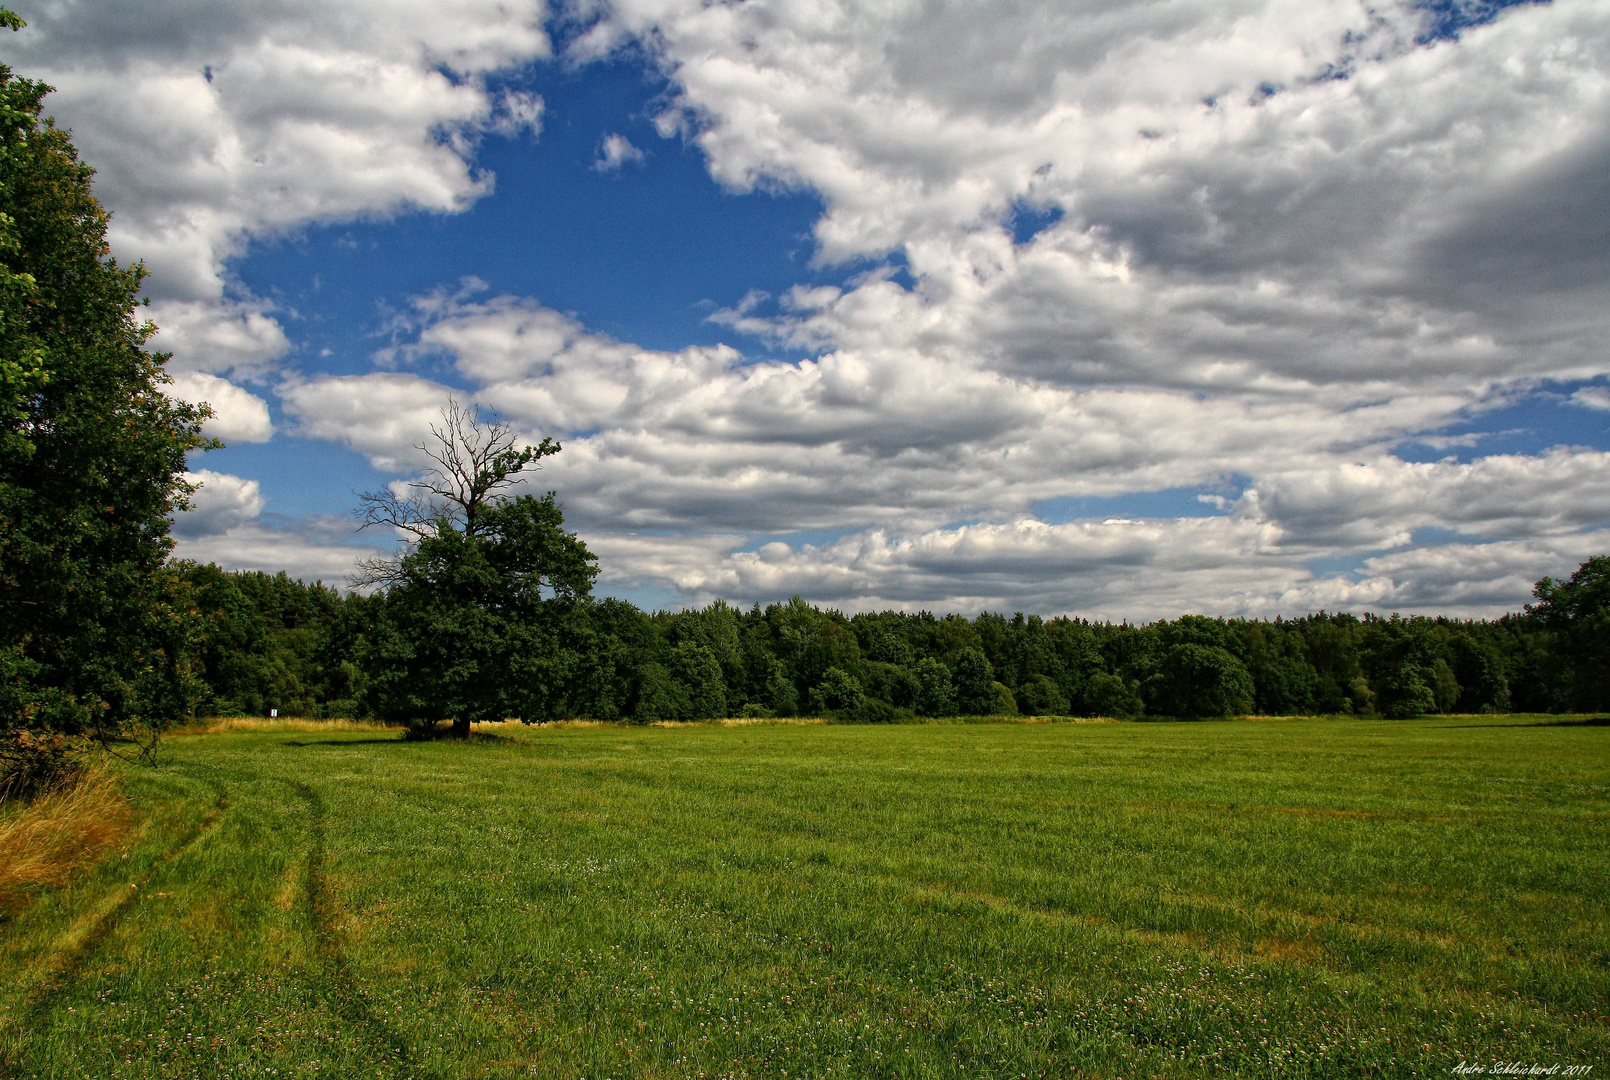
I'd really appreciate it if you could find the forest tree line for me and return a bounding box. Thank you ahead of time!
[178,556,1610,728]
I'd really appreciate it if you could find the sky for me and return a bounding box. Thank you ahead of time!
[4,0,1608,620]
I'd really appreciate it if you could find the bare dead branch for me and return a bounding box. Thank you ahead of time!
[350,399,560,588]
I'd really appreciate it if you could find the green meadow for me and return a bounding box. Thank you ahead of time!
[1,716,1606,1079]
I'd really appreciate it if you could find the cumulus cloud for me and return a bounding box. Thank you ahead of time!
[173,469,267,538]
[279,288,1609,614]
[168,372,274,443]
[1571,386,1610,412]
[487,88,545,139]
[18,0,1609,612]
[175,521,393,585]
[278,372,458,472]
[171,469,391,582]
[585,518,1610,622]
[624,0,1610,403]
[335,292,1458,527]
[535,0,1610,612]
[593,133,645,171]
[0,0,552,373]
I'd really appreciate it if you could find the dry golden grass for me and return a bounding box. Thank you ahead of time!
[0,763,132,913]
[173,716,402,736]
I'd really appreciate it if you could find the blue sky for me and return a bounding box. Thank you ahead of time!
[213,56,837,523]
[5,0,1607,619]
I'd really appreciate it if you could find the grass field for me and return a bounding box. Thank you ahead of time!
[1,716,1606,1079]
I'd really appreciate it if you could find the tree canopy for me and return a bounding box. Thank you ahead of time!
[1,11,210,775]
[355,403,596,737]
[1528,555,1610,711]
[168,553,1609,730]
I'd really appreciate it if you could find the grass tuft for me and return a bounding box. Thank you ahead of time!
[0,762,131,914]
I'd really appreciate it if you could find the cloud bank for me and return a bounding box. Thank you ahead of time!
[15,0,1610,614]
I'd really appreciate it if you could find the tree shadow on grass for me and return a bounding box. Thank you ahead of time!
[1444,716,1610,729]
[283,730,513,747]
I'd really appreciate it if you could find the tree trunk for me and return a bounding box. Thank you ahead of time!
[451,716,471,739]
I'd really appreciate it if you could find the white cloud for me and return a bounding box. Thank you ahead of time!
[174,522,393,585]
[0,0,552,374]
[1239,450,1610,549]
[146,299,292,379]
[594,132,646,171]
[587,518,1610,622]
[487,89,545,139]
[543,0,1610,612]
[278,372,457,472]
[19,0,1609,613]
[1571,386,1610,412]
[168,372,274,443]
[582,0,1610,402]
[173,469,267,538]
[287,292,1609,615]
[171,469,390,583]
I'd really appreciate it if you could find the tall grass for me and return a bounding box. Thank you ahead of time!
[0,762,130,913]
[170,715,401,735]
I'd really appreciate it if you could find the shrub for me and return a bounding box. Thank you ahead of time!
[1081,672,1143,718]
[809,667,866,715]
[0,730,87,803]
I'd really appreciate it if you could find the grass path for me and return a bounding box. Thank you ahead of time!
[7,780,229,1040]
[0,716,1606,1078]
[290,778,431,1078]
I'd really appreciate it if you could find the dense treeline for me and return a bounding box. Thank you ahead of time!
[176,556,1609,725]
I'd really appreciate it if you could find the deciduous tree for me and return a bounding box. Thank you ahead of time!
[1529,555,1610,711]
[1,12,210,782]
[357,403,595,737]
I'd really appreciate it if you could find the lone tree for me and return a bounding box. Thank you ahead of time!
[1,10,211,787]
[356,401,597,737]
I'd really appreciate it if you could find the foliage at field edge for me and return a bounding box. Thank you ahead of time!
[176,554,1609,725]
[0,9,210,792]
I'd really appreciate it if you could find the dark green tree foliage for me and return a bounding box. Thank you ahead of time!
[1017,674,1069,716]
[1528,555,1610,711]
[181,556,1610,724]
[352,402,596,737]
[1148,644,1256,718]
[179,564,365,718]
[808,667,866,715]
[912,657,956,717]
[365,492,597,737]
[951,647,997,716]
[670,641,727,720]
[1357,616,1447,719]
[1,19,210,756]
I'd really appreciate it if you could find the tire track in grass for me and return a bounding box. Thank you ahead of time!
[0,782,229,1068]
[291,780,433,1078]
